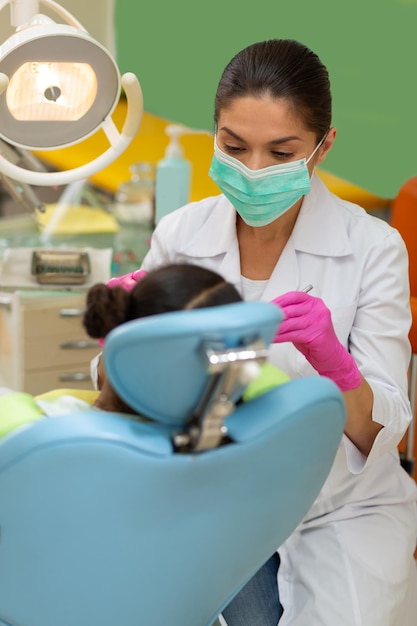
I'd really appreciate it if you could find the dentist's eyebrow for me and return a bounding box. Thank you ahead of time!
[218,127,302,146]
[268,136,303,146]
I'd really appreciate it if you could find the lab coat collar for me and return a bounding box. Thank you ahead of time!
[292,174,353,257]
[180,176,353,292]
[261,177,354,299]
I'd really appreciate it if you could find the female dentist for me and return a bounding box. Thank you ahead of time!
[101,38,417,625]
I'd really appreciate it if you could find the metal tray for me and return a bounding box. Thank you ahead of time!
[31,250,91,285]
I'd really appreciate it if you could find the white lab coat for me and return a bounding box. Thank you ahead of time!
[141,174,417,625]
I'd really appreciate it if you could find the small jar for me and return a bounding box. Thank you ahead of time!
[112,162,155,225]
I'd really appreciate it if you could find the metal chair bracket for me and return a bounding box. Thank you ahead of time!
[173,337,269,453]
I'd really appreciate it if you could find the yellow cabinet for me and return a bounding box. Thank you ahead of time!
[0,290,99,395]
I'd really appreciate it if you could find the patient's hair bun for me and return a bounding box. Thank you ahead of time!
[83,284,131,339]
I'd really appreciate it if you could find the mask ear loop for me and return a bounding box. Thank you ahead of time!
[306,132,328,165]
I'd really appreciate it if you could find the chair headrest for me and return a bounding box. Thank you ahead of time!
[104,301,282,426]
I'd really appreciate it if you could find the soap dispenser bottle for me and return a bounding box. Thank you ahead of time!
[155,125,191,224]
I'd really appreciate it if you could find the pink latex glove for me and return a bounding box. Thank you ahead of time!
[107,268,147,291]
[272,291,362,392]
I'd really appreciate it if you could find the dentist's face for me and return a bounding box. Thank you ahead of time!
[216,95,335,175]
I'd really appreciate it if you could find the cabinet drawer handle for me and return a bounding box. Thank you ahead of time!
[60,340,99,349]
[60,308,85,317]
[59,373,91,382]
[0,295,12,309]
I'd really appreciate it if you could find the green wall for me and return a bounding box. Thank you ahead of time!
[115,0,417,198]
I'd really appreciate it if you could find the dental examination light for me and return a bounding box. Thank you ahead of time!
[0,0,143,186]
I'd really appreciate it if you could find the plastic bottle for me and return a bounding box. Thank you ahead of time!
[155,125,192,224]
[113,161,155,225]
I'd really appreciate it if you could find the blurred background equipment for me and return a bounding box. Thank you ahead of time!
[0,0,143,187]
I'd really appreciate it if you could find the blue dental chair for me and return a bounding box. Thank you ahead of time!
[0,301,345,626]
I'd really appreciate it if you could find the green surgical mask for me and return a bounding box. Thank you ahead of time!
[209,138,324,227]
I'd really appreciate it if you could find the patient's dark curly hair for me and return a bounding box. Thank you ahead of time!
[83,263,242,340]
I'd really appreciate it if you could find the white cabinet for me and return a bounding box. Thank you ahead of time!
[0,290,100,395]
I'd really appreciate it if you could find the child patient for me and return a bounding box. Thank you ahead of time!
[83,263,242,413]
[0,263,288,437]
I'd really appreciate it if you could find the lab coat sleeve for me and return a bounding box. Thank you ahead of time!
[140,219,172,271]
[140,195,234,272]
[140,204,197,271]
[346,229,412,472]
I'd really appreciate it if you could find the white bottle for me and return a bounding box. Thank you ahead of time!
[155,125,191,224]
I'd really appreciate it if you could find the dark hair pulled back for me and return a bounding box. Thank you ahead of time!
[214,38,331,140]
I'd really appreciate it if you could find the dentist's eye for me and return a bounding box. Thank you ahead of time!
[271,150,295,160]
[223,144,245,155]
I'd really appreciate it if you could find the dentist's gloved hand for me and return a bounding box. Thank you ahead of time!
[271,291,362,392]
[107,268,147,291]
